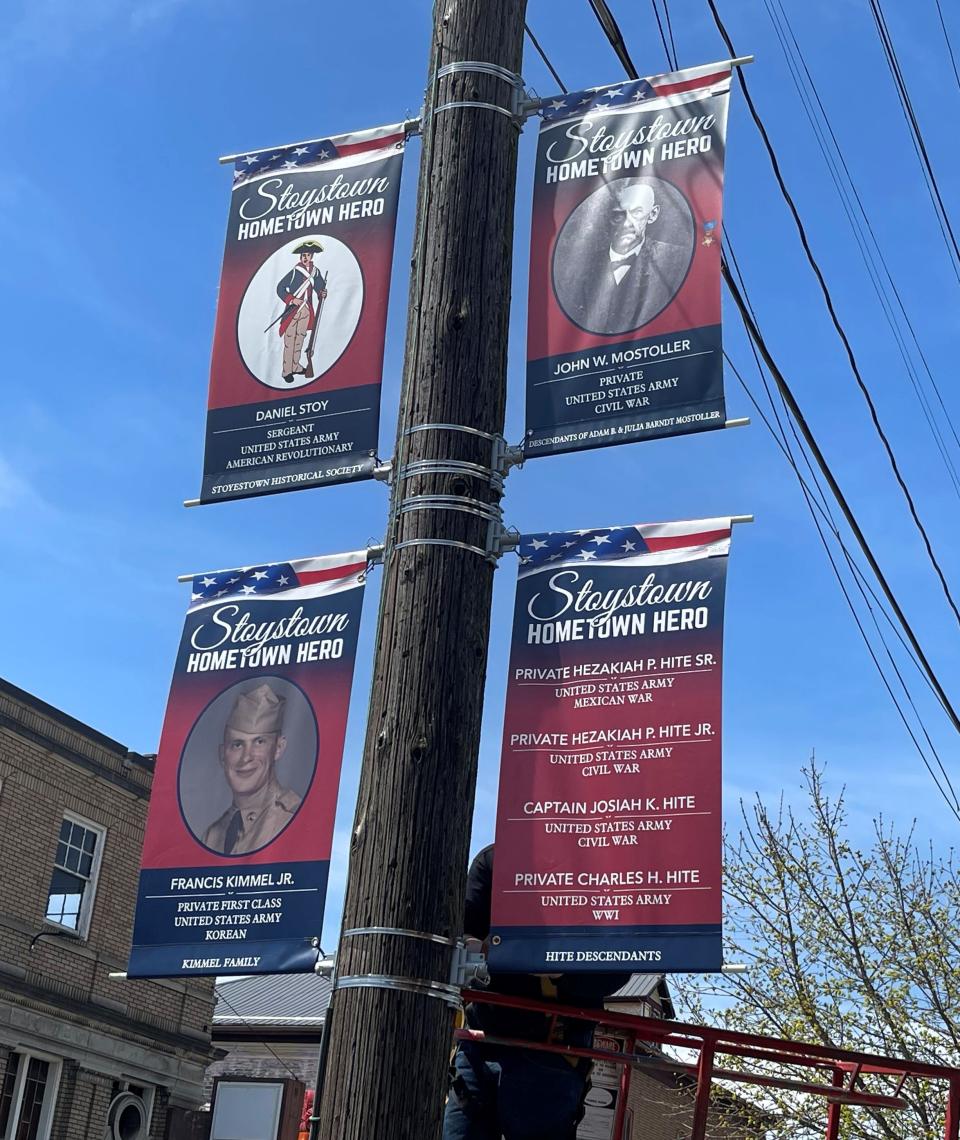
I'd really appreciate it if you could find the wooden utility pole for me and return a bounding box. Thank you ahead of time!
[315,1,528,1137]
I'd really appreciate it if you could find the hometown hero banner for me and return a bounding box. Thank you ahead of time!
[489,519,732,973]
[526,63,731,458]
[128,552,367,978]
[199,124,406,503]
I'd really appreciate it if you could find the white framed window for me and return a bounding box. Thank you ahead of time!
[0,1049,62,1140]
[44,813,105,938]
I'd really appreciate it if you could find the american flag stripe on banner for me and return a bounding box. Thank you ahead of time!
[189,551,367,609]
[518,518,732,578]
[232,122,405,187]
[540,60,732,124]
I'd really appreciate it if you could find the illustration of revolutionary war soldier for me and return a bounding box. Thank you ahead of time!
[203,683,303,855]
[274,239,328,383]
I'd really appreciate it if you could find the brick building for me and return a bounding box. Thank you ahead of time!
[0,678,216,1140]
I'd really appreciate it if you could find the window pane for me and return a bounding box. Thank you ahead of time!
[58,820,71,842]
[0,1053,21,1134]
[54,842,69,868]
[78,853,92,878]
[82,830,96,854]
[15,1057,50,1140]
[63,845,80,873]
[46,868,84,928]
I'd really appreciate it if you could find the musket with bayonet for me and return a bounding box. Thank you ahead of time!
[302,271,329,379]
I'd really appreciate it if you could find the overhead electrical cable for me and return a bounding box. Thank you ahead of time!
[725,237,955,715]
[524,24,568,94]
[724,348,960,821]
[706,0,960,632]
[933,0,960,92]
[579,0,960,813]
[586,0,641,80]
[722,263,960,740]
[868,0,960,277]
[662,0,679,71]
[723,304,960,814]
[763,0,960,498]
[772,0,960,464]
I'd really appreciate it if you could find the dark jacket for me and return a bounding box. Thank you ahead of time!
[464,844,630,1046]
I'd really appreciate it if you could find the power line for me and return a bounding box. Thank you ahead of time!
[586,0,640,79]
[722,341,960,820]
[722,262,960,742]
[763,0,960,499]
[214,986,306,1084]
[867,0,960,280]
[650,0,678,71]
[771,0,960,466]
[706,0,960,633]
[933,0,960,93]
[662,0,679,71]
[579,0,957,820]
[524,23,568,94]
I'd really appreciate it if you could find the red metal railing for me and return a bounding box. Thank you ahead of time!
[458,989,960,1140]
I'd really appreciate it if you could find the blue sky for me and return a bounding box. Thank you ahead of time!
[2,0,958,949]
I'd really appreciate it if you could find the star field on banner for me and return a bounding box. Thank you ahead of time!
[488,519,732,973]
[199,124,406,503]
[128,552,367,977]
[525,64,732,458]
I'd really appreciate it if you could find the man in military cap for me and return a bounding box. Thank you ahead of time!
[203,683,303,855]
[276,239,328,383]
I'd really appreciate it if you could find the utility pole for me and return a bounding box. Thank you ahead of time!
[315,1,528,1137]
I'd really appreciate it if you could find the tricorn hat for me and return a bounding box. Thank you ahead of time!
[293,239,324,254]
[226,683,286,735]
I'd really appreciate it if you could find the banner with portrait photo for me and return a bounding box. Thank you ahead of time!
[488,519,732,973]
[199,123,406,503]
[526,63,732,458]
[128,551,367,977]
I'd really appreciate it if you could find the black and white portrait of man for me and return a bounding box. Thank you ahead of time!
[551,176,696,336]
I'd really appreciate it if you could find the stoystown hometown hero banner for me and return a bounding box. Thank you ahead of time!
[489,519,733,973]
[200,124,406,503]
[128,552,366,978]
[526,63,732,458]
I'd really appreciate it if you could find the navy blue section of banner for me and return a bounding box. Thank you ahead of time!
[200,384,380,503]
[487,924,722,974]
[525,324,724,457]
[127,860,328,978]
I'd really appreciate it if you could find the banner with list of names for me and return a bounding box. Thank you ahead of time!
[489,519,732,973]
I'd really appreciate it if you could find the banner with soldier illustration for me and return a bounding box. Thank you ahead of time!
[128,551,367,977]
[488,519,732,973]
[199,124,406,503]
[525,64,731,458]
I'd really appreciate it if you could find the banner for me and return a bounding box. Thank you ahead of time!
[489,519,731,973]
[129,552,366,977]
[199,124,406,503]
[525,63,731,458]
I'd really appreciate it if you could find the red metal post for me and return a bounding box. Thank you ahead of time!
[611,1033,634,1140]
[825,1068,845,1140]
[690,1041,714,1140]
[945,1077,960,1140]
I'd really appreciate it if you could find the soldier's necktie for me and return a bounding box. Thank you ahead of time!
[224,810,243,855]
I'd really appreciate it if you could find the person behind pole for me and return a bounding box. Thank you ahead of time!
[275,239,328,383]
[202,683,303,854]
[442,844,630,1140]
